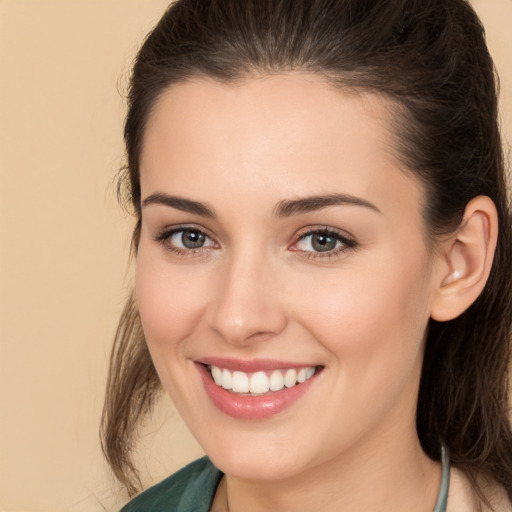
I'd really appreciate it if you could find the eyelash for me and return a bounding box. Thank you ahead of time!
[292,227,357,260]
[153,225,218,257]
[153,225,357,259]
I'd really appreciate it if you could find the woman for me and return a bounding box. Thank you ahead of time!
[101,0,512,510]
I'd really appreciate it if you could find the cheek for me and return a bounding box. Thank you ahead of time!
[285,253,432,443]
[135,248,210,351]
[290,250,432,370]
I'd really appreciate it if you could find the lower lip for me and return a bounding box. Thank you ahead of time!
[196,363,319,420]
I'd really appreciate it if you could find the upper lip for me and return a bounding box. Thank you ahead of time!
[196,357,318,373]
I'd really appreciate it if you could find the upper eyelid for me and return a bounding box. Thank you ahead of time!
[294,225,355,242]
[155,224,215,238]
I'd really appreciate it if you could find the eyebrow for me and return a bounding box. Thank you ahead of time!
[142,193,215,217]
[141,192,381,218]
[274,193,382,217]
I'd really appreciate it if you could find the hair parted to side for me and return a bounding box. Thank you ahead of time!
[101,0,512,502]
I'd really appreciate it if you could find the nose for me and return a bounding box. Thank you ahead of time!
[206,251,287,346]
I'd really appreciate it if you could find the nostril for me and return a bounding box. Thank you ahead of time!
[246,331,276,343]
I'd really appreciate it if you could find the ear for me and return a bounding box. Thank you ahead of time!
[430,196,498,322]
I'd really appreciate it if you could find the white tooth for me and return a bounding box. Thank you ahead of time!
[306,367,315,379]
[284,368,297,388]
[232,371,249,393]
[269,370,284,391]
[221,368,232,390]
[297,368,307,383]
[249,371,270,394]
[211,365,222,386]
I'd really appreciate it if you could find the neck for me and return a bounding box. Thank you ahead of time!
[214,430,441,512]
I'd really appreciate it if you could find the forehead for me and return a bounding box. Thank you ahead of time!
[140,73,424,221]
[142,73,396,167]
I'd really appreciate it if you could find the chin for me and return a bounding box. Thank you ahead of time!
[199,430,318,482]
[212,451,307,482]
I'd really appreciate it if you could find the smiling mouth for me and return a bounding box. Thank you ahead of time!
[206,364,322,396]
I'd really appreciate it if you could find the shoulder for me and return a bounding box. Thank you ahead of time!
[447,467,511,512]
[120,457,223,512]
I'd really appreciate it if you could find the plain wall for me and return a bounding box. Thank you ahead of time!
[0,1,511,511]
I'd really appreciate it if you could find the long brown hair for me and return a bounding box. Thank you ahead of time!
[101,0,512,501]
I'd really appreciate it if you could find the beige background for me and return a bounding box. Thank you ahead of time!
[0,1,511,511]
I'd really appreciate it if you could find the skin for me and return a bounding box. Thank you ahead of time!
[135,73,495,512]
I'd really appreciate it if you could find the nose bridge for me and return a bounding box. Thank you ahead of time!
[207,243,286,345]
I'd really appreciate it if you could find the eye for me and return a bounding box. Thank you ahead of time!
[291,228,356,256]
[297,232,340,252]
[170,229,214,249]
[154,226,217,253]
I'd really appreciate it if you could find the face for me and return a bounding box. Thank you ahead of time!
[136,74,441,482]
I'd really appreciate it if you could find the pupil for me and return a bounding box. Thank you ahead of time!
[312,234,336,252]
[182,230,205,249]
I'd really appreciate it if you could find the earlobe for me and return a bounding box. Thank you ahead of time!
[430,196,498,322]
